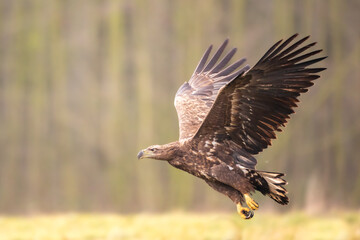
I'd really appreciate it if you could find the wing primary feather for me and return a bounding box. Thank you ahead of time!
[289,67,327,74]
[216,65,250,81]
[216,67,246,82]
[281,42,317,61]
[266,34,299,61]
[203,39,229,73]
[210,48,238,74]
[213,58,246,78]
[192,45,213,75]
[286,49,323,64]
[276,35,310,59]
[256,39,284,64]
[293,56,328,68]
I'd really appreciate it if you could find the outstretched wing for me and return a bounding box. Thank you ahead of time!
[193,34,326,159]
[174,39,250,140]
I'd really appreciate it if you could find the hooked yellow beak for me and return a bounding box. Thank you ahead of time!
[137,149,155,159]
[137,150,144,159]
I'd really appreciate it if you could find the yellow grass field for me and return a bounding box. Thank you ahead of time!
[0,212,359,240]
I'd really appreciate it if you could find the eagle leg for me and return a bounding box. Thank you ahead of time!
[205,180,254,219]
[237,203,254,219]
[205,180,242,203]
[244,193,259,210]
[237,194,258,219]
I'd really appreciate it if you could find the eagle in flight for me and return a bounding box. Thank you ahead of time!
[137,34,326,219]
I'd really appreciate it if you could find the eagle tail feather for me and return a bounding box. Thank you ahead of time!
[257,171,289,205]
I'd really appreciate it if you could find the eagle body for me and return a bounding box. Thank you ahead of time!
[168,140,254,200]
[168,139,247,179]
[137,34,326,219]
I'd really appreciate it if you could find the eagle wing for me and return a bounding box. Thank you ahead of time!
[193,34,326,160]
[174,39,250,140]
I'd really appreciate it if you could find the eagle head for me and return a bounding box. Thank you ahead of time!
[137,142,181,161]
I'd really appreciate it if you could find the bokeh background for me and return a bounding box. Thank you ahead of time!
[0,0,359,215]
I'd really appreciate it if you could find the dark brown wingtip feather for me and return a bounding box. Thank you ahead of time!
[257,39,284,63]
[266,34,300,60]
[287,49,323,64]
[305,67,327,73]
[280,42,317,61]
[257,34,303,64]
[295,56,328,68]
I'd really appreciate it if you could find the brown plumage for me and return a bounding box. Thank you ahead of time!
[137,34,326,219]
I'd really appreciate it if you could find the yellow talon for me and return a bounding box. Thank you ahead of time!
[237,203,254,219]
[244,193,259,210]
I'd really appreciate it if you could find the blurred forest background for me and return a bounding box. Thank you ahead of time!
[0,0,359,214]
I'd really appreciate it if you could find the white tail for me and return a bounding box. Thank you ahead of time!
[259,171,289,205]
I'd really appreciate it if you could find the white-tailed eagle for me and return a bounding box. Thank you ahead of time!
[137,34,326,219]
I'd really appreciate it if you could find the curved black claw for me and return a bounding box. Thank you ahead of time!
[241,208,254,219]
[237,204,255,220]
